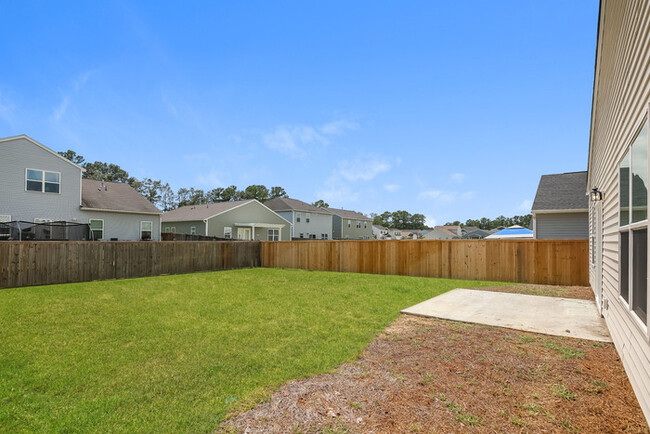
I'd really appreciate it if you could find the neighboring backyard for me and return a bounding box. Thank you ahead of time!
[0,268,505,432]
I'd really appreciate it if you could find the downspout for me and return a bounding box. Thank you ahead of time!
[204,219,209,237]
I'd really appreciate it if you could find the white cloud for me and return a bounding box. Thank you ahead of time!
[196,170,222,188]
[419,189,475,202]
[425,215,437,227]
[519,199,533,211]
[317,157,393,205]
[384,183,401,192]
[263,125,327,155]
[319,119,359,135]
[450,173,466,183]
[263,118,358,156]
[51,70,94,123]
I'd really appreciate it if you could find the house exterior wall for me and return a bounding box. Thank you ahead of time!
[206,201,291,241]
[533,212,588,239]
[332,215,343,239]
[0,137,84,223]
[287,210,332,239]
[163,220,206,236]
[83,210,161,241]
[337,216,372,239]
[588,0,650,422]
[424,228,454,240]
[0,136,161,241]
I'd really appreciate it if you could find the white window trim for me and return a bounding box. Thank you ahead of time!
[171,227,176,233]
[25,168,61,194]
[165,226,171,233]
[296,212,301,223]
[224,226,232,239]
[617,113,649,334]
[190,226,197,235]
[0,215,10,223]
[306,213,311,223]
[267,228,279,241]
[89,219,104,240]
[140,221,153,240]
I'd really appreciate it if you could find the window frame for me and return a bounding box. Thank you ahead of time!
[190,226,197,235]
[267,228,279,241]
[306,213,311,223]
[347,219,351,228]
[618,114,649,332]
[356,220,361,228]
[140,221,153,241]
[89,219,104,240]
[224,226,232,239]
[25,168,61,194]
[296,212,301,223]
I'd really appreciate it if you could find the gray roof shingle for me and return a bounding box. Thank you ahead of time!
[325,207,371,220]
[162,200,253,222]
[531,171,588,211]
[265,197,332,214]
[82,179,161,214]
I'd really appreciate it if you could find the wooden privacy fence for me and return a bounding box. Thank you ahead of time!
[260,239,589,286]
[0,241,260,289]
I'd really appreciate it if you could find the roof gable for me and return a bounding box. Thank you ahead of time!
[162,200,255,222]
[265,197,332,214]
[532,171,588,212]
[0,135,86,172]
[325,207,370,220]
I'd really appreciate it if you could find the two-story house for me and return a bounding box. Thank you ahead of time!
[0,135,162,241]
[265,197,333,240]
[326,207,373,240]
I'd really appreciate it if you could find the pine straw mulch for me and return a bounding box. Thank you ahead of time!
[467,284,595,300]
[221,315,648,433]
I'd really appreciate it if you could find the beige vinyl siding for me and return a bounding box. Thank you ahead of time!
[588,0,650,422]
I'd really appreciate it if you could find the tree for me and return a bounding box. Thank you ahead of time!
[269,186,288,200]
[241,185,270,201]
[312,200,330,208]
[206,187,224,203]
[221,185,241,202]
[83,161,141,190]
[58,150,85,166]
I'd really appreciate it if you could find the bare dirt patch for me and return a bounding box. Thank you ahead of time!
[469,284,594,300]
[222,315,648,433]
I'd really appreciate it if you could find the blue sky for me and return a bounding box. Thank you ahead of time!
[0,1,598,226]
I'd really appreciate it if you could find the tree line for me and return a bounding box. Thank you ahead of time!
[445,214,532,230]
[58,150,289,211]
[371,211,427,229]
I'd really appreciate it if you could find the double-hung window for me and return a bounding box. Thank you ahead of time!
[306,213,311,223]
[267,228,279,241]
[26,169,60,193]
[224,227,232,239]
[619,120,648,326]
[190,226,197,235]
[356,220,361,228]
[296,212,301,223]
[140,221,153,240]
[347,219,351,228]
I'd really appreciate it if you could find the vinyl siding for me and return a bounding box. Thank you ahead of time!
[290,211,332,239]
[162,220,206,236]
[0,137,160,241]
[588,0,650,422]
[339,217,373,239]
[534,212,588,239]
[206,201,291,241]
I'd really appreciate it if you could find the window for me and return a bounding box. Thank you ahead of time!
[296,212,301,223]
[306,213,311,223]
[89,219,104,240]
[26,169,60,193]
[190,226,196,235]
[299,233,304,238]
[309,234,316,239]
[356,220,361,228]
[165,227,171,233]
[224,227,232,239]
[322,233,328,240]
[171,227,176,233]
[619,121,648,325]
[140,221,152,241]
[267,228,279,241]
[364,221,367,229]
[347,219,351,228]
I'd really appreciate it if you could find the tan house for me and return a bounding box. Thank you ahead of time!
[587,0,650,422]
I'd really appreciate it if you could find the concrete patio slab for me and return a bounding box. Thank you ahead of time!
[401,289,611,342]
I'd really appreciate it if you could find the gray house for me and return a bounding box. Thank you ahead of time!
[0,135,162,241]
[162,199,290,241]
[326,207,373,240]
[531,171,588,239]
[265,197,333,240]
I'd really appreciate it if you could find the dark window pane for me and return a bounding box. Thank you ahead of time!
[633,229,647,324]
[44,182,59,193]
[26,180,42,191]
[632,124,648,222]
[621,151,631,226]
[621,231,629,302]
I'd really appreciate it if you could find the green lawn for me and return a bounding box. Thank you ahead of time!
[0,268,505,432]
